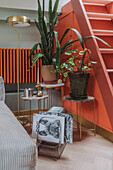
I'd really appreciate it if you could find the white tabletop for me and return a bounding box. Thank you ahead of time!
[40,83,64,88]
[21,94,48,101]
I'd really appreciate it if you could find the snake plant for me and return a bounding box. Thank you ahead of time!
[28,0,83,68]
[29,0,110,79]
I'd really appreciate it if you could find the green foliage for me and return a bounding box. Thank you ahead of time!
[56,48,97,82]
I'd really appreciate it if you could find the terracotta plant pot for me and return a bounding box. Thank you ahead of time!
[41,65,57,83]
[68,72,90,100]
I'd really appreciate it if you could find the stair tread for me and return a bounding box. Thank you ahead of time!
[83,0,113,5]
[83,2,105,6]
[93,29,113,35]
[93,29,113,32]
[100,48,113,53]
[87,12,113,19]
[107,69,113,72]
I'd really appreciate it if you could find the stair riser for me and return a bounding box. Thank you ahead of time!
[108,72,113,85]
[90,20,113,30]
[102,54,113,69]
[96,36,113,48]
[84,4,108,13]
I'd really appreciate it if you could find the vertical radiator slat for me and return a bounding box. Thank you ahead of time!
[13,49,15,84]
[34,50,36,83]
[3,48,6,83]
[19,49,21,83]
[16,49,18,83]
[0,48,2,77]
[10,48,12,84]
[25,49,27,83]
[28,49,31,83]
[31,53,33,83]
[7,49,9,84]
[22,49,25,83]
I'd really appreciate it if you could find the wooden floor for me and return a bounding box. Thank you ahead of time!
[31,121,113,170]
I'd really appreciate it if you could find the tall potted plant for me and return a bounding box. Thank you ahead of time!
[28,0,87,82]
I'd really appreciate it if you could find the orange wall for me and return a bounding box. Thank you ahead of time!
[57,2,112,132]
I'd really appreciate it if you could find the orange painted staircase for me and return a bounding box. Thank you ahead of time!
[57,0,113,134]
[71,0,113,131]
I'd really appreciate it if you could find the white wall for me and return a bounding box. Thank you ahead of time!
[0,0,70,11]
[0,21,40,49]
[0,0,71,49]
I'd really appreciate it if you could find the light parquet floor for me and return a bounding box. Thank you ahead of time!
[31,121,113,170]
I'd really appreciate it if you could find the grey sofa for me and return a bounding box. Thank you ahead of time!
[0,77,5,101]
[0,77,37,170]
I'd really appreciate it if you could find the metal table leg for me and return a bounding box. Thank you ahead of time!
[94,99,96,136]
[30,100,31,126]
[51,89,52,108]
[79,102,82,141]
[23,100,25,125]
[76,102,79,129]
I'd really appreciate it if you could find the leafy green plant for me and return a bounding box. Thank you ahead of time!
[56,48,104,82]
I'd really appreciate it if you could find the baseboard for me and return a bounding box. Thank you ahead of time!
[67,111,113,142]
[13,109,48,116]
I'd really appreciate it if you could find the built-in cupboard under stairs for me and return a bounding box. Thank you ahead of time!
[71,0,113,131]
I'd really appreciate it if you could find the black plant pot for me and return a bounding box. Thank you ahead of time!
[68,72,90,100]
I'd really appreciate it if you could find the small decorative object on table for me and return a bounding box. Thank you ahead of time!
[35,84,43,97]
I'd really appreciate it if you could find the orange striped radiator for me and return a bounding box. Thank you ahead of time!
[0,48,42,84]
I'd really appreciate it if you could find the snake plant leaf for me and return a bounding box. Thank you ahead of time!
[54,31,61,66]
[79,50,87,72]
[37,0,43,27]
[28,43,39,61]
[32,53,44,67]
[34,19,41,34]
[70,28,84,49]
[49,0,52,26]
[60,28,70,44]
[82,36,110,47]
[61,39,73,51]
[60,45,73,55]
[54,31,61,78]
[52,58,56,69]
[52,0,59,21]
[60,28,84,49]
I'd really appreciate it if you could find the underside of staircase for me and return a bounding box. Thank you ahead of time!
[71,0,113,131]
[57,0,113,137]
